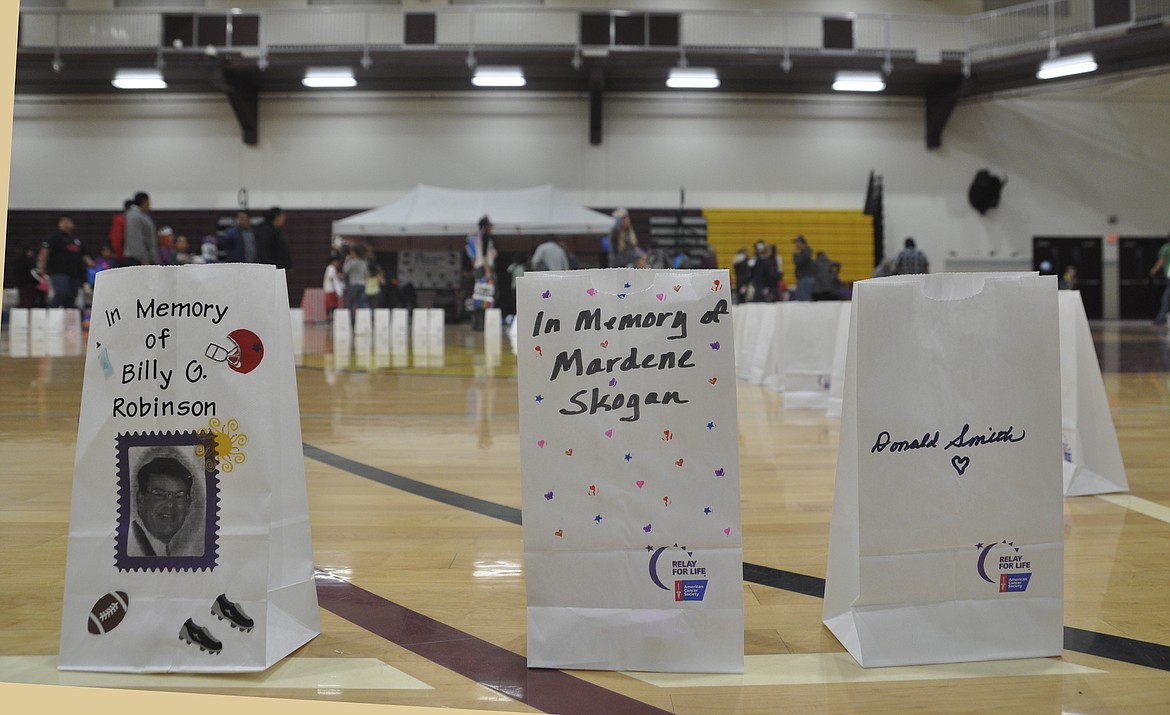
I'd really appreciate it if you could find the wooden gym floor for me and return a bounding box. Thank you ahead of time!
[1,317,1169,714]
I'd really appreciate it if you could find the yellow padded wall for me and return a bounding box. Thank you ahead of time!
[703,209,874,284]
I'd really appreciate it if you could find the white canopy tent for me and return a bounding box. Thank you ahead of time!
[332,184,615,239]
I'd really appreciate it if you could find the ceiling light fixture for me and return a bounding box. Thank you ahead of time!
[472,66,526,87]
[666,67,720,89]
[1036,52,1097,80]
[302,67,357,88]
[112,69,167,90]
[832,71,885,92]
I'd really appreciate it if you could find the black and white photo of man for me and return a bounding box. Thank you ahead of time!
[128,451,204,557]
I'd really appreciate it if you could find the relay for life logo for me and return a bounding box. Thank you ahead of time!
[976,539,1033,593]
[648,544,709,601]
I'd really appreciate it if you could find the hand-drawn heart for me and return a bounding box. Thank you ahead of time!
[600,340,609,348]
[542,290,551,299]
[951,455,970,476]
[544,491,553,500]
[675,458,685,467]
[565,448,573,456]
[605,429,613,438]
[555,529,563,537]
[710,341,721,350]
[723,528,731,536]
[656,293,665,301]
[587,288,597,296]
[636,480,645,488]
[708,377,718,385]
[537,439,546,448]
[673,285,681,292]
[715,468,725,477]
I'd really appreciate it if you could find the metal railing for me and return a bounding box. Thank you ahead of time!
[16,2,1170,68]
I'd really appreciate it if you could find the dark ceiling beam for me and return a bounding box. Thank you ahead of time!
[589,67,605,146]
[207,66,259,146]
[925,77,963,150]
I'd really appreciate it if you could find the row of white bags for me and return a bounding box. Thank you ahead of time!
[732,291,1128,497]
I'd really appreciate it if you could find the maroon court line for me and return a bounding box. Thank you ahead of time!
[315,576,676,715]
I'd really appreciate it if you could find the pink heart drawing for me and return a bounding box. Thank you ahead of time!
[656,293,665,301]
[636,480,645,488]
[709,377,718,385]
[605,429,613,438]
[587,288,597,296]
[723,528,731,536]
[555,529,563,537]
[565,448,573,456]
[537,439,546,448]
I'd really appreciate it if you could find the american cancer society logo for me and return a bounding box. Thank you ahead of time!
[976,539,1032,593]
[648,544,709,602]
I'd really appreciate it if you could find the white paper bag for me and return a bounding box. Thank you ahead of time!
[390,308,409,355]
[518,269,743,673]
[825,301,852,418]
[332,311,351,355]
[823,273,1063,668]
[1058,291,1128,495]
[373,308,391,354]
[353,307,373,336]
[7,307,29,357]
[427,308,445,353]
[59,264,319,672]
[761,305,786,392]
[289,309,304,356]
[737,303,779,386]
[780,302,844,409]
[411,308,428,354]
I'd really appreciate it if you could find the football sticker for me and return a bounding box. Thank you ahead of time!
[87,591,129,634]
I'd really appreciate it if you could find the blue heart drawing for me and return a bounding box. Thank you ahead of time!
[951,455,970,476]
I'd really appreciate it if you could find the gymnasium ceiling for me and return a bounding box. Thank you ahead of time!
[12,4,1170,148]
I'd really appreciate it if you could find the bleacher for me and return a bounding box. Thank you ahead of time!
[703,209,875,283]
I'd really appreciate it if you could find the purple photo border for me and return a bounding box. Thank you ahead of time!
[114,431,221,572]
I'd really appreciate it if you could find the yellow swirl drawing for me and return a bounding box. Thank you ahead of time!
[196,417,248,473]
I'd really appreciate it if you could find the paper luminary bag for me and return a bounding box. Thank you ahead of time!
[779,302,845,409]
[825,301,852,418]
[1058,290,1128,496]
[823,273,1063,668]
[518,269,744,673]
[59,264,320,672]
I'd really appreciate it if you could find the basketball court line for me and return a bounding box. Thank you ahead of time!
[302,442,1170,674]
[315,575,675,715]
